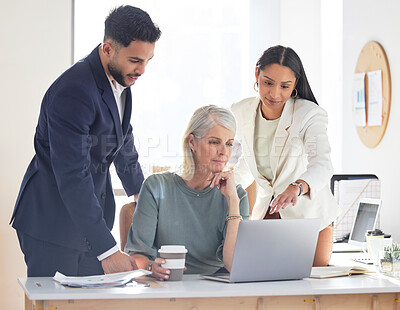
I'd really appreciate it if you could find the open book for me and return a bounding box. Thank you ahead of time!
[310,266,373,279]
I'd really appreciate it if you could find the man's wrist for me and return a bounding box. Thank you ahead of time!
[97,245,119,261]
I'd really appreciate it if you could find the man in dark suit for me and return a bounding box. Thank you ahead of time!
[10,5,161,277]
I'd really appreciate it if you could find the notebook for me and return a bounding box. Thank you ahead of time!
[310,265,373,279]
[201,218,320,283]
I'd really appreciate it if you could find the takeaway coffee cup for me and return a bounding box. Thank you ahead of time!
[158,245,187,281]
[363,229,385,256]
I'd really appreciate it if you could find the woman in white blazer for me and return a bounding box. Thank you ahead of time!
[232,46,340,266]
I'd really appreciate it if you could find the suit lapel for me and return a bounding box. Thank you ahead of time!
[101,89,123,142]
[121,88,132,135]
[87,45,123,145]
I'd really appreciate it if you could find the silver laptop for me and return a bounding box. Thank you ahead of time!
[202,218,320,283]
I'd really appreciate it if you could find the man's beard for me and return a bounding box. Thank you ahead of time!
[107,62,129,87]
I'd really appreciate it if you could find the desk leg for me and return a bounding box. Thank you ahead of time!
[396,293,400,310]
[314,296,321,310]
[44,300,50,310]
[27,299,43,310]
[371,295,378,310]
[24,295,32,310]
[257,297,263,310]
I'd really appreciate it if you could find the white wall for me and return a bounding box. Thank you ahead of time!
[280,0,322,102]
[320,0,343,172]
[249,0,280,73]
[0,1,72,308]
[279,0,343,172]
[342,0,400,241]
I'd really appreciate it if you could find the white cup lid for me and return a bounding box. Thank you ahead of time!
[158,245,187,254]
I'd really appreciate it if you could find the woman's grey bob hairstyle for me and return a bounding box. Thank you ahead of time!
[181,105,236,180]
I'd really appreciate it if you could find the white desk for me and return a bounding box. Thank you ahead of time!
[19,271,400,310]
[18,253,400,310]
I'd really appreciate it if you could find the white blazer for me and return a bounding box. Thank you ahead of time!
[231,97,340,230]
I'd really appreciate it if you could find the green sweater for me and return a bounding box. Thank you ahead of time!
[125,172,249,274]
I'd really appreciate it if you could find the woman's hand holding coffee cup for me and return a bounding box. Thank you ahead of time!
[157,245,188,281]
[150,257,173,281]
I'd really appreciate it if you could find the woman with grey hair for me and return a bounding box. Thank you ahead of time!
[125,105,249,280]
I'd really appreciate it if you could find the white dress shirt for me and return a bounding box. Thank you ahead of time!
[97,76,128,261]
[254,103,280,182]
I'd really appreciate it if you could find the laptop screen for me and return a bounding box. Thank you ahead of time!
[349,198,381,246]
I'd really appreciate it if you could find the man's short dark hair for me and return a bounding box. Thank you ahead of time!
[104,5,161,47]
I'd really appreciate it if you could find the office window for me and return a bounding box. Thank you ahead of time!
[74,1,343,244]
[75,0,252,176]
[75,0,255,245]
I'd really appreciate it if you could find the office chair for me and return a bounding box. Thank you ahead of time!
[245,181,257,216]
[119,165,171,251]
[330,174,378,195]
[119,202,136,251]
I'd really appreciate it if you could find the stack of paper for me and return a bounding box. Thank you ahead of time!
[53,269,151,287]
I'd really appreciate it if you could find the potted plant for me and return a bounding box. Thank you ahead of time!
[379,243,400,277]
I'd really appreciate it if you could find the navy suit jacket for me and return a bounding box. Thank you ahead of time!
[11,46,144,256]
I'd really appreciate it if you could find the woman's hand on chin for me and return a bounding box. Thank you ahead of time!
[209,170,238,200]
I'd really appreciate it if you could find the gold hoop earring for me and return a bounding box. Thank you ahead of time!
[253,82,259,92]
[292,88,298,98]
